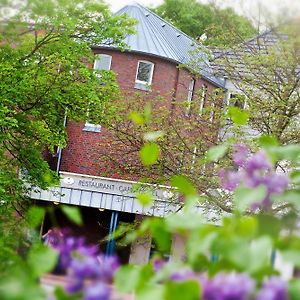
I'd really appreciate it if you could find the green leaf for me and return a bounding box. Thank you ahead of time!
[164,280,201,300]
[61,205,82,225]
[227,107,249,126]
[269,145,300,163]
[136,192,153,206]
[128,112,145,125]
[143,131,164,142]
[273,190,300,209]
[26,206,45,228]
[143,102,152,122]
[171,175,196,196]
[290,171,300,184]
[115,265,153,293]
[206,144,228,162]
[288,279,300,300]
[149,218,171,253]
[27,244,58,277]
[140,143,160,166]
[258,135,279,148]
[136,285,164,300]
[234,185,267,211]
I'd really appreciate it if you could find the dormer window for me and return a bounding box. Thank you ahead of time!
[135,60,154,91]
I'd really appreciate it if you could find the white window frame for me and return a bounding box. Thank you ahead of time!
[83,54,112,132]
[199,85,208,115]
[186,78,195,116]
[135,60,155,88]
[93,54,112,71]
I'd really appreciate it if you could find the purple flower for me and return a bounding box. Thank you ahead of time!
[233,144,250,167]
[202,273,254,300]
[97,255,119,283]
[256,277,288,300]
[46,232,119,298]
[219,170,241,191]
[153,258,166,272]
[170,269,196,281]
[84,283,111,300]
[244,150,271,175]
[219,144,289,210]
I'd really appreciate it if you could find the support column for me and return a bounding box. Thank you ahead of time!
[129,215,152,265]
[105,211,119,257]
[170,233,186,261]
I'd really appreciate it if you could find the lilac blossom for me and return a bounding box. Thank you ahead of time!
[256,277,289,300]
[219,144,289,210]
[152,258,166,272]
[84,283,111,300]
[169,268,197,281]
[46,230,119,300]
[202,273,255,300]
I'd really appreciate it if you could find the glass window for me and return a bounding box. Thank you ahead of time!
[135,61,154,90]
[186,78,195,116]
[93,54,112,71]
[199,85,208,115]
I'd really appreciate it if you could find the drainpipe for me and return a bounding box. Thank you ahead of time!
[56,110,68,174]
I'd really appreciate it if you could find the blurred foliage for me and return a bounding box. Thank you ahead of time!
[151,0,256,46]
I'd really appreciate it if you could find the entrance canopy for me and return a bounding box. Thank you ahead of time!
[29,172,179,217]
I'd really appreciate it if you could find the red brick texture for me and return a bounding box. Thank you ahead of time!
[59,50,220,179]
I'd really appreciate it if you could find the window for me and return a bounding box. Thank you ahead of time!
[93,54,112,71]
[186,78,195,116]
[83,54,111,132]
[135,60,154,91]
[228,93,246,109]
[199,85,208,115]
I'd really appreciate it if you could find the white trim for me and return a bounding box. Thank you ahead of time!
[185,78,195,116]
[135,60,155,86]
[199,85,207,115]
[93,54,112,71]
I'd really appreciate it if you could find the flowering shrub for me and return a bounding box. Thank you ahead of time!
[219,143,289,210]
[113,143,300,300]
[46,229,119,300]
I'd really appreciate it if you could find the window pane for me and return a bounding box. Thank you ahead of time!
[94,54,112,71]
[137,62,153,83]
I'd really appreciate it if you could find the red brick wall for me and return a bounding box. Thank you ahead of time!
[59,50,220,179]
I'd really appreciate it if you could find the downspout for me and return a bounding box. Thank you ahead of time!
[56,110,68,174]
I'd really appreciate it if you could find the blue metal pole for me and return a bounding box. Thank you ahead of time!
[110,212,119,254]
[105,211,115,256]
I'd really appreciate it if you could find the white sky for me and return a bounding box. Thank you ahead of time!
[105,0,300,23]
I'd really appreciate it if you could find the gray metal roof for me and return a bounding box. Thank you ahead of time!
[96,4,225,87]
[114,4,200,64]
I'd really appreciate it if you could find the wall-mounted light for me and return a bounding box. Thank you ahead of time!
[99,208,105,212]
[53,202,60,205]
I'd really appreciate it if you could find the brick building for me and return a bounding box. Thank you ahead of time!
[31,4,226,264]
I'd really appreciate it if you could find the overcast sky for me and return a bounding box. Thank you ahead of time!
[105,0,300,23]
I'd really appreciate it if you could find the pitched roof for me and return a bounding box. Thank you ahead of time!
[95,4,225,88]
[114,4,200,64]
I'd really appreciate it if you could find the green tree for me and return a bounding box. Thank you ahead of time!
[152,0,256,46]
[0,0,135,206]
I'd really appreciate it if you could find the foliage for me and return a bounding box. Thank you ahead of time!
[0,0,135,206]
[114,142,300,300]
[0,0,134,297]
[151,0,256,46]
[214,21,300,146]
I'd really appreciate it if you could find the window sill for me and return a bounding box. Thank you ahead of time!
[82,124,101,133]
[134,82,151,91]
